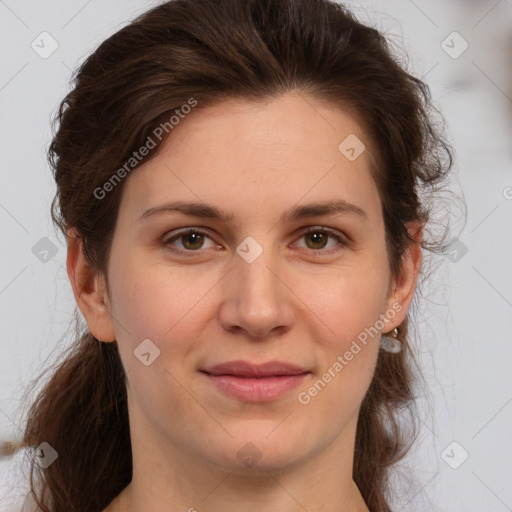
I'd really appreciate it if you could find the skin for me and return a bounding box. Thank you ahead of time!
[67,91,422,512]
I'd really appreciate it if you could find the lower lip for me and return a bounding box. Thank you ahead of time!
[204,373,309,402]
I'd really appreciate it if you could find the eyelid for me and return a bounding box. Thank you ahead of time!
[162,227,219,251]
[291,226,349,254]
[299,225,350,243]
[162,225,349,256]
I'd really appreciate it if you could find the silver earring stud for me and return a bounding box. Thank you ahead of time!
[380,327,401,353]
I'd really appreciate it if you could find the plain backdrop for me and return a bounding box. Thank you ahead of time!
[0,1,511,511]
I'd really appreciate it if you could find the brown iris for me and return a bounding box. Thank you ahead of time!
[304,231,329,250]
[180,232,205,250]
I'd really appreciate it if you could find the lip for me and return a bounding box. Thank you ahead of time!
[203,360,309,377]
[201,360,311,402]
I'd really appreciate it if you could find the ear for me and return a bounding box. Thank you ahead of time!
[385,220,423,329]
[66,228,116,342]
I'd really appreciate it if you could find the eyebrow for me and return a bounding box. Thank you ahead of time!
[139,199,368,223]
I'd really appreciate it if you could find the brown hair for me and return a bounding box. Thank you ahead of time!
[13,0,456,510]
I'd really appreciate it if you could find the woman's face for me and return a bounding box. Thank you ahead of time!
[86,92,418,475]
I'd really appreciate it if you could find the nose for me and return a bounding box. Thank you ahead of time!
[218,246,295,340]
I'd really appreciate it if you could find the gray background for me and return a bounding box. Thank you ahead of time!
[1,1,511,511]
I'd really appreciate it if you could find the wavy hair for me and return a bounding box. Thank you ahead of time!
[10,0,456,510]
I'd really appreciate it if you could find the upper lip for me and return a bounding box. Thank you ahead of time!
[202,360,310,377]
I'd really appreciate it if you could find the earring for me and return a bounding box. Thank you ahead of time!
[380,327,401,353]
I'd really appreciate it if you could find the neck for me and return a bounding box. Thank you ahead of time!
[104,436,371,512]
[103,389,371,512]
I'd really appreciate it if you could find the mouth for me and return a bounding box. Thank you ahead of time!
[200,360,311,402]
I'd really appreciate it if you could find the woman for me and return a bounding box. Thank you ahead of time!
[13,0,455,510]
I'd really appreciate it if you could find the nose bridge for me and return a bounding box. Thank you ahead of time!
[219,235,294,338]
[235,237,281,308]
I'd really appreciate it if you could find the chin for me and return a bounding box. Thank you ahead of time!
[206,427,314,473]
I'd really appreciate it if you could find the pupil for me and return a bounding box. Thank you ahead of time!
[309,232,326,249]
[184,232,203,249]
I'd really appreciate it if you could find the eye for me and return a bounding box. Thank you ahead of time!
[162,226,348,256]
[292,226,347,255]
[163,228,217,253]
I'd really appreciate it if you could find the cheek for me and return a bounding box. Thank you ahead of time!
[301,258,391,345]
[293,259,389,405]
[107,256,220,380]
[294,279,385,433]
[108,252,211,336]
[107,261,212,427]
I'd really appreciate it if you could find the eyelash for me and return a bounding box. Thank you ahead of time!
[162,226,348,257]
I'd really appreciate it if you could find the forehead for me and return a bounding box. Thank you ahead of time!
[117,92,382,226]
